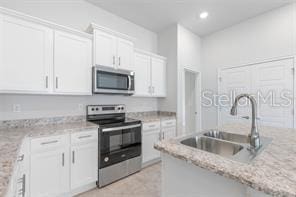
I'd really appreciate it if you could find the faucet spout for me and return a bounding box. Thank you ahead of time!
[230,94,261,151]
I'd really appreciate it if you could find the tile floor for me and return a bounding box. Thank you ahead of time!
[77,163,161,197]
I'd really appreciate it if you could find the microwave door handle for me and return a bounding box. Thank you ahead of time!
[128,75,131,90]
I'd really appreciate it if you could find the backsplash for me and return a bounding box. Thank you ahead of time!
[0,94,159,121]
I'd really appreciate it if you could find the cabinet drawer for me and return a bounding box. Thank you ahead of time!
[71,130,98,145]
[31,134,68,153]
[161,119,176,128]
[143,121,160,131]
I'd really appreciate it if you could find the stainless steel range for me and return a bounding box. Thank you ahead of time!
[87,105,142,187]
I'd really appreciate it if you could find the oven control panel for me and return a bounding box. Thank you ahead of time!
[87,105,126,115]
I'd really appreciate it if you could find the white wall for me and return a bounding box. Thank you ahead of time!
[0,0,160,120]
[201,3,296,129]
[158,24,201,134]
[158,25,178,113]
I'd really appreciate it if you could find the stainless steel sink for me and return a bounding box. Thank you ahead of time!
[203,130,250,144]
[179,131,272,163]
[181,136,243,157]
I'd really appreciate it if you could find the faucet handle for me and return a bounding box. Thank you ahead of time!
[241,116,261,120]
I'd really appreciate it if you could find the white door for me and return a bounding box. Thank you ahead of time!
[162,127,176,140]
[117,38,134,70]
[30,149,69,197]
[94,29,116,68]
[133,53,151,96]
[54,31,92,95]
[71,143,98,189]
[252,59,294,128]
[0,14,53,93]
[142,130,161,163]
[151,57,166,97]
[219,66,252,126]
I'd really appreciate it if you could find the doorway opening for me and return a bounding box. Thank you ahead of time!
[184,69,201,134]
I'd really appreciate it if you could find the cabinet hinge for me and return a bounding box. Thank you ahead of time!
[291,67,295,75]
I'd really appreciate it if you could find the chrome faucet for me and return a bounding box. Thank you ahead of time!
[230,94,261,151]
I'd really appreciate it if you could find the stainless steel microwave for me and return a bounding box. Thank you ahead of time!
[93,66,135,95]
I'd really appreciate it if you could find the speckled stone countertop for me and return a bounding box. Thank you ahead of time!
[127,111,176,123]
[0,117,98,197]
[155,124,296,197]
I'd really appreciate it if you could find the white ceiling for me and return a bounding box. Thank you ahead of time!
[86,0,293,36]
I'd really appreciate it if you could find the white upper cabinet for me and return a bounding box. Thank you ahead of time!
[94,30,117,68]
[54,30,92,95]
[91,26,134,70]
[117,37,134,70]
[151,57,166,97]
[133,51,167,97]
[0,14,53,93]
[134,53,151,96]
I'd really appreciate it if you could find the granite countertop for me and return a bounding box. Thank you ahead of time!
[155,124,296,197]
[0,119,98,197]
[127,111,176,123]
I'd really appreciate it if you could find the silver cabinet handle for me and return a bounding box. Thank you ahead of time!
[41,140,58,145]
[102,124,141,132]
[56,77,59,89]
[72,151,75,164]
[118,56,121,66]
[113,56,115,65]
[17,154,24,162]
[18,174,25,197]
[62,153,65,166]
[78,135,92,139]
[45,76,48,89]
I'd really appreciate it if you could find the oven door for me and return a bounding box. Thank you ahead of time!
[93,66,135,94]
[99,123,142,168]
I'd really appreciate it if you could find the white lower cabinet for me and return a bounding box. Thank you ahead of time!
[29,130,98,197]
[142,119,176,166]
[70,131,98,191]
[142,129,161,164]
[30,135,70,197]
[30,148,70,197]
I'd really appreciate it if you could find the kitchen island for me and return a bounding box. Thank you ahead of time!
[155,124,296,197]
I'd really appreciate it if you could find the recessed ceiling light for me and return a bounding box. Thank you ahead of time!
[199,12,209,19]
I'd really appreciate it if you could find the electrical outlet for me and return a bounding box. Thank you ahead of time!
[13,104,21,113]
[78,104,84,111]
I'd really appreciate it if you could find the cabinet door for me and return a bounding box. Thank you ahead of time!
[117,38,134,70]
[54,31,92,95]
[94,29,116,68]
[133,53,151,96]
[71,143,98,189]
[162,127,176,140]
[30,149,69,197]
[0,14,53,93]
[142,129,161,164]
[151,57,166,97]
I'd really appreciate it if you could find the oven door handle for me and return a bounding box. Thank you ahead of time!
[102,124,141,132]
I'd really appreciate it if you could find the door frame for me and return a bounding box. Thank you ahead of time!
[217,55,296,128]
[183,68,202,134]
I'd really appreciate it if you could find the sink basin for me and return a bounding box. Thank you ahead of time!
[203,130,250,144]
[181,136,243,157]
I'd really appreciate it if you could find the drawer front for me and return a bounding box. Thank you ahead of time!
[71,130,98,145]
[161,119,176,128]
[143,121,160,131]
[31,134,68,153]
